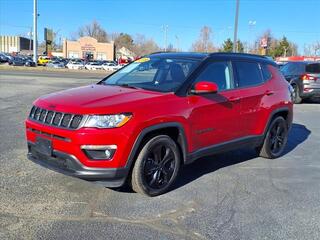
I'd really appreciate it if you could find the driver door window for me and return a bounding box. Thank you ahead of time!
[194,61,234,91]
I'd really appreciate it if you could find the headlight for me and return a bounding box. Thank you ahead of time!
[83,114,132,128]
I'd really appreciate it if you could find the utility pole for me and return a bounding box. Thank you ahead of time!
[175,35,180,52]
[248,20,256,53]
[33,0,38,65]
[28,27,32,52]
[233,0,240,52]
[162,25,168,52]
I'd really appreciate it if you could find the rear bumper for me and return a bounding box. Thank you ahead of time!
[27,142,129,187]
[301,84,320,98]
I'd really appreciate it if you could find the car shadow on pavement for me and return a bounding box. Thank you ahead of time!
[172,123,311,191]
[303,98,320,104]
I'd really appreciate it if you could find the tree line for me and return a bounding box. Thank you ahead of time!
[52,20,318,57]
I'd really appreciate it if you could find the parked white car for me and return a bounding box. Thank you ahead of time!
[102,63,123,71]
[85,62,103,70]
[66,61,84,70]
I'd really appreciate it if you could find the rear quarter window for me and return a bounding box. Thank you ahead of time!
[235,61,264,88]
[261,64,272,81]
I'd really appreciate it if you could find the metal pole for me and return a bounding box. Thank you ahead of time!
[29,27,32,52]
[175,35,180,52]
[162,25,168,52]
[233,0,240,52]
[33,0,38,65]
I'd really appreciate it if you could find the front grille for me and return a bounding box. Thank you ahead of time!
[29,106,84,130]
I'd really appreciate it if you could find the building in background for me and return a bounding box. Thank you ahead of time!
[63,36,114,60]
[0,36,33,53]
[276,56,320,62]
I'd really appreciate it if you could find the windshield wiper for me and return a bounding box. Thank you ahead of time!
[117,83,140,89]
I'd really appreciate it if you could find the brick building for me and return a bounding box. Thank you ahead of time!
[63,36,114,60]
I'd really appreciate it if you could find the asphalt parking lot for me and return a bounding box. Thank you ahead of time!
[0,69,320,240]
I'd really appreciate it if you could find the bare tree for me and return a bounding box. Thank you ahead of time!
[312,41,320,55]
[113,33,134,52]
[305,41,320,56]
[132,34,160,56]
[191,26,215,52]
[77,20,109,42]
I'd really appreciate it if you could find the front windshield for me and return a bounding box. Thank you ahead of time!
[101,57,200,92]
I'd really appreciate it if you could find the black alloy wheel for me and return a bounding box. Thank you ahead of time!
[143,144,176,189]
[268,119,287,155]
[131,135,181,196]
[258,116,288,159]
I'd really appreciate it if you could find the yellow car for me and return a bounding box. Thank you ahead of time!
[38,56,51,65]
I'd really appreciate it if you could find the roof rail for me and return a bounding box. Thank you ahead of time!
[149,51,175,55]
[209,52,270,59]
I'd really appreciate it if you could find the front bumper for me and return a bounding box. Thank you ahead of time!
[27,142,129,187]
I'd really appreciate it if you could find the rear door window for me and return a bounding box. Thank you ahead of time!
[234,61,264,88]
[306,63,320,73]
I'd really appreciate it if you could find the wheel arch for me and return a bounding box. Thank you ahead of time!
[263,107,292,136]
[125,122,188,172]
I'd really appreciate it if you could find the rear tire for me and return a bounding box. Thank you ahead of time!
[130,135,181,196]
[258,116,288,159]
[292,84,302,104]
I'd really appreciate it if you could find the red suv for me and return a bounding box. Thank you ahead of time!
[26,53,293,196]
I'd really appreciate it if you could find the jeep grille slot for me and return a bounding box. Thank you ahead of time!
[29,106,83,130]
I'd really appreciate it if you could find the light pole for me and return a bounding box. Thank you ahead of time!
[233,0,240,52]
[28,28,33,52]
[33,0,38,65]
[175,35,180,52]
[162,25,168,52]
[248,20,256,53]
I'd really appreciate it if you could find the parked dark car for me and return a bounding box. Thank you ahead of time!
[281,61,320,103]
[25,58,36,67]
[277,62,287,69]
[8,57,26,66]
[0,53,9,63]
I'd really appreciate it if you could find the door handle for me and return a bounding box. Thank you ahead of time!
[228,96,240,102]
[265,90,274,96]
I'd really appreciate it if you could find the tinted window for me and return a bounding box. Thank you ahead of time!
[102,57,200,92]
[281,62,306,75]
[194,61,234,91]
[261,64,272,81]
[235,61,263,87]
[306,63,320,73]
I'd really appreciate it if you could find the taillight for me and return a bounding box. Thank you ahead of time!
[301,74,317,81]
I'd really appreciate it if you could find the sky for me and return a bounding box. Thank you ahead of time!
[0,0,319,54]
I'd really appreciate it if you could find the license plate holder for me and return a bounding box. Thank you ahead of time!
[35,137,52,157]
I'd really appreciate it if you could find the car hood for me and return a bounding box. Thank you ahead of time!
[35,84,170,114]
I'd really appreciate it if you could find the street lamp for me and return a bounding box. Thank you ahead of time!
[161,25,169,52]
[248,20,256,53]
[233,0,240,52]
[33,0,38,65]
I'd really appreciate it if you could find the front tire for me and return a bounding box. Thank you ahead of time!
[258,116,288,159]
[131,135,181,196]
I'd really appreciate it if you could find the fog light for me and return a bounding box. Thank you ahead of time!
[105,149,111,159]
[81,145,117,160]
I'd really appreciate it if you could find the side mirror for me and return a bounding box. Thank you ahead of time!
[190,81,218,95]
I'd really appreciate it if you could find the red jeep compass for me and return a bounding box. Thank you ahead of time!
[26,52,293,196]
